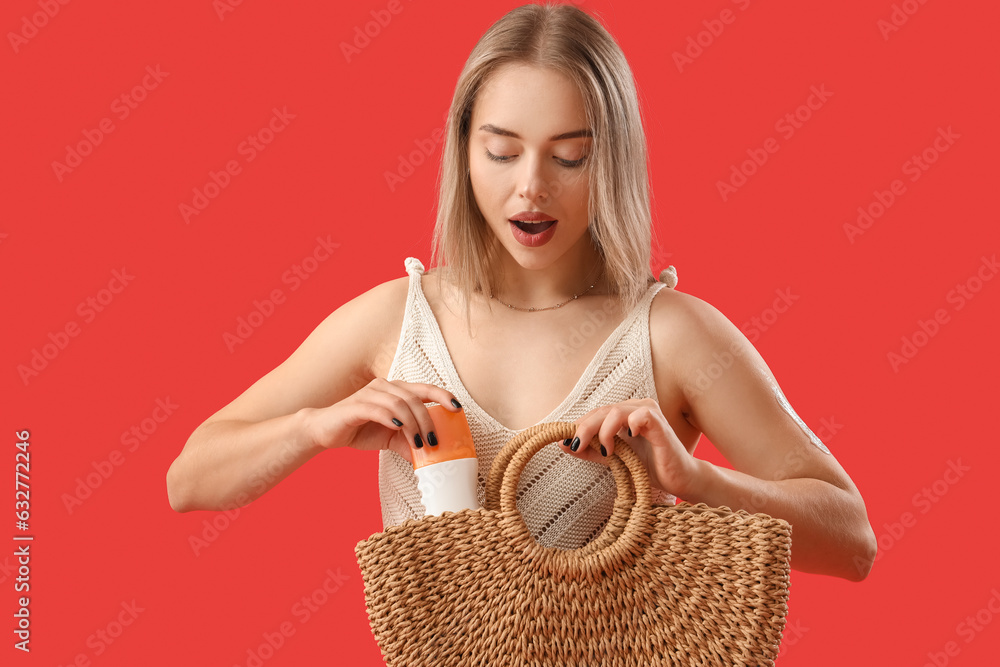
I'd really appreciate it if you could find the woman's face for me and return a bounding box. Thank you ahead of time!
[467,64,593,270]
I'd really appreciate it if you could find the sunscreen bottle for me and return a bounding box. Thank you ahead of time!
[412,404,482,516]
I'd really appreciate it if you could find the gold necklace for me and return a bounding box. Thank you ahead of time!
[489,266,602,312]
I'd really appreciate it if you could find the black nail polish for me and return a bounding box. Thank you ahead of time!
[570,436,580,452]
[563,438,572,448]
[427,431,438,446]
[414,433,423,448]
[392,418,403,427]
[451,398,462,409]
[627,427,632,437]
[600,445,607,457]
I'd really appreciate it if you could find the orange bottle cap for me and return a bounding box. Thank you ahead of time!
[412,404,477,470]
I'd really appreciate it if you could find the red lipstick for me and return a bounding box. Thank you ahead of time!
[508,211,558,247]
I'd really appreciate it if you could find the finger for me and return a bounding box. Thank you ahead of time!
[400,381,464,412]
[370,405,406,433]
[393,381,464,448]
[563,413,608,465]
[321,400,404,451]
[368,379,438,449]
[626,405,670,445]
[596,406,632,459]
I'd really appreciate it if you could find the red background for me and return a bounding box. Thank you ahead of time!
[3,0,998,664]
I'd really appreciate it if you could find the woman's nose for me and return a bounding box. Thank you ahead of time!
[518,154,551,201]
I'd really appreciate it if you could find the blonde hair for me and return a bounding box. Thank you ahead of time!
[429,2,659,333]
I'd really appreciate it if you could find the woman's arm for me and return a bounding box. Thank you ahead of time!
[166,279,403,512]
[658,290,878,581]
[166,410,323,513]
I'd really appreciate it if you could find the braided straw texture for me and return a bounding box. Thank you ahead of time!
[355,422,792,666]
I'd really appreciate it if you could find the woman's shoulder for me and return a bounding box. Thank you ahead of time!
[358,262,448,332]
[349,273,413,379]
[355,273,411,330]
[651,283,709,317]
[340,273,409,320]
[650,287,741,351]
[648,287,759,428]
[649,285,769,398]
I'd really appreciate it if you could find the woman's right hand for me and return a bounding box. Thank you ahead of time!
[306,379,463,465]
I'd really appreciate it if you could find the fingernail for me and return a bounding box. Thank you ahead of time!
[427,431,438,446]
[563,438,572,448]
[414,433,423,448]
[600,445,607,457]
[570,436,580,452]
[627,427,632,437]
[392,417,403,427]
[451,398,462,409]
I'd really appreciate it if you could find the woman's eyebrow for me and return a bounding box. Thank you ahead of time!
[477,123,592,141]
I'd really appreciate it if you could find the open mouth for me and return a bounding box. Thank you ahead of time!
[511,219,556,234]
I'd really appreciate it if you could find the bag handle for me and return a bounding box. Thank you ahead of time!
[483,421,657,579]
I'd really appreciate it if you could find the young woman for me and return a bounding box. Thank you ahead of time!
[167,3,876,582]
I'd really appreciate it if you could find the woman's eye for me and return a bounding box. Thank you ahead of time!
[484,148,587,168]
[484,149,513,163]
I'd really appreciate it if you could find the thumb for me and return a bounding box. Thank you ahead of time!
[628,411,682,475]
[632,409,673,448]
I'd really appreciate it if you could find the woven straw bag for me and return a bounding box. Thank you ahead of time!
[355,421,792,666]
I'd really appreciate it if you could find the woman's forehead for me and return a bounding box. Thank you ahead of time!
[472,66,589,139]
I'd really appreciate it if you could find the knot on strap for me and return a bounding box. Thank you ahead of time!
[657,265,678,289]
[404,257,425,275]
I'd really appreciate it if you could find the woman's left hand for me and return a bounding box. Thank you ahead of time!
[560,399,701,498]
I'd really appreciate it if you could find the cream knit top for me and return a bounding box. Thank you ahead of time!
[378,257,680,551]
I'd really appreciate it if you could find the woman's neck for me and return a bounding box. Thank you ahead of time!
[490,246,608,309]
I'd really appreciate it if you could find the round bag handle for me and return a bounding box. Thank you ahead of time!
[483,421,656,579]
